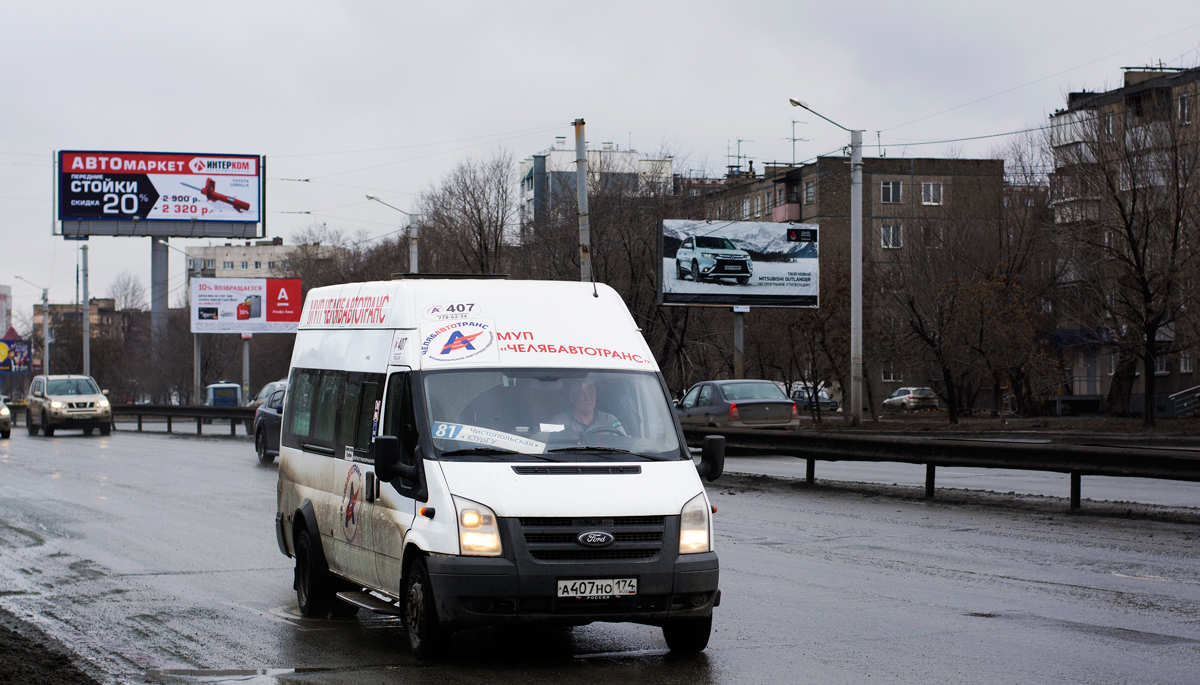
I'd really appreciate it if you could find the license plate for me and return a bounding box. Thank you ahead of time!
[556,578,637,598]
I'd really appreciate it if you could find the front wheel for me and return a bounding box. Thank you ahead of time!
[0,430,9,439]
[256,428,274,464]
[404,557,448,659]
[691,260,703,282]
[736,276,749,285]
[26,411,37,436]
[295,528,335,618]
[676,261,687,279]
[663,616,712,653]
[99,423,111,436]
[84,427,94,436]
[42,414,54,437]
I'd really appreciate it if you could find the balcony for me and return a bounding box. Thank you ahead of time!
[772,204,801,222]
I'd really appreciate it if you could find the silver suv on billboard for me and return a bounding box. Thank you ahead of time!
[675,235,753,284]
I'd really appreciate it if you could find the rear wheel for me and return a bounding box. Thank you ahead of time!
[295,528,334,618]
[662,616,712,653]
[404,557,447,659]
[41,414,54,437]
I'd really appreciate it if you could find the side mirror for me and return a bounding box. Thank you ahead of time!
[672,399,679,408]
[374,436,417,482]
[695,435,724,482]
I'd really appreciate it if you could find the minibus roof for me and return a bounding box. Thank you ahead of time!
[298,279,657,372]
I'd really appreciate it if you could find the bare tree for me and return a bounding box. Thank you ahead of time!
[108,270,147,310]
[417,152,516,274]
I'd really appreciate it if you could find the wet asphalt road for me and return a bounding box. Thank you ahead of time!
[1,429,1198,684]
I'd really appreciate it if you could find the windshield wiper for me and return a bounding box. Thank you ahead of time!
[546,446,672,461]
[439,447,556,461]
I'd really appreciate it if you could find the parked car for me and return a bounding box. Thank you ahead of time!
[792,386,839,413]
[253,387,286,464]
[676,379,799,429]
[0,397,11,439]
[675,235,753,284]
[25,374,112,436]
[883,387,940,412]
[248,379,288,411]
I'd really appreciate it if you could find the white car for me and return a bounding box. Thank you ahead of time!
[675,235,753,284]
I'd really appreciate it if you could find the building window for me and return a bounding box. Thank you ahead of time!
[882,363,900,382]
[187,259,196,270]
[204,259,216,269]
[921,182,943,205]
[1103,113,1115,139]
[755,195,761,217]
[779,188,787,206]
[1107,350,1116,376]
[254,261,262,269]
[742,199,750,219]
[268,261,276,269]
[1180,93,1192,125]
[881,181,901,203]
[715,205,722,219]
[223,261,234,270]
[1154,354,1169,375]
[804,180,815,204]
[240,261,248,270]
[881,224,902,249]
[764,191,773,211]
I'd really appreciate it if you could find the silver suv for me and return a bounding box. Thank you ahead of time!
[26,375,112,436]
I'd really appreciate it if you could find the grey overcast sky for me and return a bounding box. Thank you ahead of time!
[2,1,1200,321]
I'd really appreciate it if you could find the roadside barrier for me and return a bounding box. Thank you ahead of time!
[684,426,1200,510]
[112,404,255,436]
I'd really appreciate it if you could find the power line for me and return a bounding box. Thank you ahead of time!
[270,123,566,158]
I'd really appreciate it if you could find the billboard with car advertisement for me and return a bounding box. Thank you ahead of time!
[658,219,819,307]
[58,151,261,237]
[190,278,301,334]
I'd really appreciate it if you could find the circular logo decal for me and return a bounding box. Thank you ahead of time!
[420,320,496,363]
[338,464,363,544]
[576,531,615,548]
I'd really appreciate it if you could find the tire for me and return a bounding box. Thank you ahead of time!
[736,276,749,285]
[84,427,94,436]
[900,404,908,412]
[294,527,335,618]
[256,429,275,464]
[691,260,702,282]
[676,261,687,279]
[26,411,37,436]
[404,557,448,659]
[662,616,712,653]
[0,430,9,439]
[42,414,54,437]
[99,423,111,436]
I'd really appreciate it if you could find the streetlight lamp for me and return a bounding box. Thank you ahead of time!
[365,195,419,274]
[15,276,50,377]
[790,98,865,427]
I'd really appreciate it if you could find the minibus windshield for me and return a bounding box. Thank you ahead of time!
[422,368,684,462]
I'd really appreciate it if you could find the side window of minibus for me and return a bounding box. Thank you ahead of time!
[382,372,422,499]
[309,371,345,449]
[283,369,316,448]
[339,373,383,457]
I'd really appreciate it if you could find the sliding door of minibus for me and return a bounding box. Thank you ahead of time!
[373,368,419,595]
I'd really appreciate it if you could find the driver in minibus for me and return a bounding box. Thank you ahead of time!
[550,378,627,437]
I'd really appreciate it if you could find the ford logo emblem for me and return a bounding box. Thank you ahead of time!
[576,531,615,548]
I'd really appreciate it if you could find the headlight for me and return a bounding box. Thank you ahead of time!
[97,398,110,408]
[454,496,502,556]
[679,492,712,554]
[49,400,65,409]
[0,406,8,417]
[701,252,721,259]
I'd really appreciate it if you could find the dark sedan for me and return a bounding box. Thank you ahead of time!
[675,379,799,430]
[253,388,286,464]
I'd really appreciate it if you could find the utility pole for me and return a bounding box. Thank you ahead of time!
[849,129,864,427]
[409,218,420,274]
[242,333,251,401]
[82,245,89,377]
[574,118,591,282]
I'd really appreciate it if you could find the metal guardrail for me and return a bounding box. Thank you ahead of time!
[1168,385,1200,418]
[112,404,255,436]
[684,426,1200,510]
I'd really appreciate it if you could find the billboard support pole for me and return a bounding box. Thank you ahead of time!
[42,288,49,376]
[242,335,251,401]
[151,238,169,370]
[850,129,864,428]
[733,310,745,379]
[193,334,201,406]
[574,118,591,282]
[82,245,89,377]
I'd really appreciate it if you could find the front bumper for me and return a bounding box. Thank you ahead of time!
[425,516,719,627]
[47,410,110,428]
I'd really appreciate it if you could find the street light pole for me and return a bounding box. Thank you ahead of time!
[16,276,50,376]
[790,99,865,427]
[365,195,418,273]
[574,118,591,282]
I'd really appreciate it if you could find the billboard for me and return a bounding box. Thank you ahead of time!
[58,151,261,238]
[190,278,302,334]
[0,337,31,375]
[658,219,819,307]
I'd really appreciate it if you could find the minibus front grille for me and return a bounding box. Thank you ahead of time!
[515,516,667,563]
[511,465,642,475]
